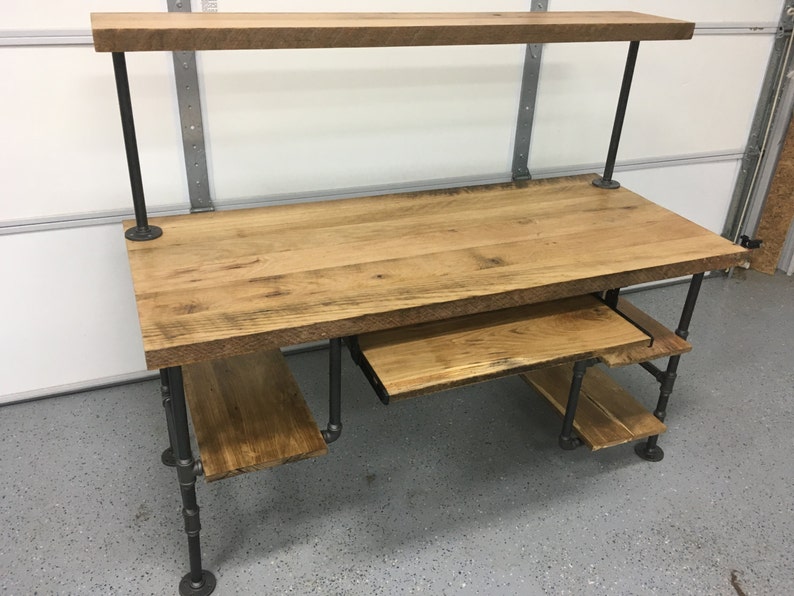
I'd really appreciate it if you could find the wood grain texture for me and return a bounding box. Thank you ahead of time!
[599,297,691,367]
[356,295,650,400]
[182,349,327,482]
[752,114,794,274]
[91,11,694,52]
[125,174,748,369]
[522,364,666,450]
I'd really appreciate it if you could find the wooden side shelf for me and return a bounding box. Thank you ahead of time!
[600,297,692,367]
[91,11,694,53]
[352,294,651,401]
[522,363,666,450]
[183,349,327,482]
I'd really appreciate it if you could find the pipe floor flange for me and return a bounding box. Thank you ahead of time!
[592,177,621,190]
[179,571,216,596]
[162,447,177,467]
[634,442,664,462]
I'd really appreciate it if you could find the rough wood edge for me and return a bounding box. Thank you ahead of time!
[142,252,746,370]
[91,11,695,52]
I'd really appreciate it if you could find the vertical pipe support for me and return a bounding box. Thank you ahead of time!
[112,52,163,241]
[166,367,216,596]
[160,369,178,467]
[604,288,621,309]
[559,360,594,450]
[322,338,343,443]
[635,273,705,462]
[593,41,640,190]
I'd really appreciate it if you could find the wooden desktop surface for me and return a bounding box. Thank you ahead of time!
[125,175,748,370]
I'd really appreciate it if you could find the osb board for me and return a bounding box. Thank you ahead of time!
[753,114,794,274]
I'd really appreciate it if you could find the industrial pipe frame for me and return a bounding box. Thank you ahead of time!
[111,34,720,595]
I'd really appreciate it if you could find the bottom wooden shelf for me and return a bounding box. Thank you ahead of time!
[183,349,327,482]
[521,363,666,450]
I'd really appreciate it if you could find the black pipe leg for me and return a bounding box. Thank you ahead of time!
[160,369,177,467]
[559,360,591,450]
[322,338,343,443]
[593,41,640,190]
[167,367,216,596]
[111,52,162,242]
[635,273,705,462]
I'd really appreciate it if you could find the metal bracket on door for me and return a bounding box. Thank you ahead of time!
[167,0,214,213]
[511,0,548,181]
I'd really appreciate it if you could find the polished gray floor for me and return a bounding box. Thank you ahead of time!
[1,270,792,596]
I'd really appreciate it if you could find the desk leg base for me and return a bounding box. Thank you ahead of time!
[179,571,216,596]
[162,447,177,467]
[559,436,583,450]
[634,442,664,462]
[592,177,621,190]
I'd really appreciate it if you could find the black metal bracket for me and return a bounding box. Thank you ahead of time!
[739,235,763,249]
[346,336,391,405]
[160,369,178,467]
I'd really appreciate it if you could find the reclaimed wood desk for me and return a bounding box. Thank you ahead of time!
[124,175,746,593]
[93,10,750,595]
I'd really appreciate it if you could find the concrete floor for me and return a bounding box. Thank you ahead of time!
[1,270,792,596]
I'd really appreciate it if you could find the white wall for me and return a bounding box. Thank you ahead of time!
[0,0,783,402]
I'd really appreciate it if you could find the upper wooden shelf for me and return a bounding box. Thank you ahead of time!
[125,174,748,370]
[91,11,694,53]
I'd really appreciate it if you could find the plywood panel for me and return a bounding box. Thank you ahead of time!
[752,114,794,274]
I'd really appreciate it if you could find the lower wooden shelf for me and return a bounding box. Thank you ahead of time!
[599,297,691,367]
[352,294,651,401]
[521,363,666,450]
[183,349,327,482]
